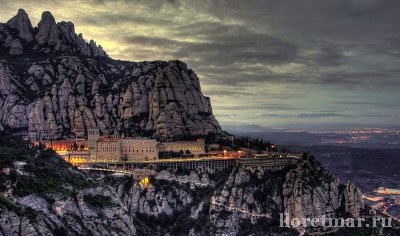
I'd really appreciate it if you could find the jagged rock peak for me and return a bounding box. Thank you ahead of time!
[36,11,57,46]
[1,9,108,58]
[40,11,56,24]
[6,8,34,42]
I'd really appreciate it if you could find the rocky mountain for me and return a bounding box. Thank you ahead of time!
[1,131,399,235]
[209,155,367,235]
[0,9,221,139]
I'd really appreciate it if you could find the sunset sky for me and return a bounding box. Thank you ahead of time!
[1,0,400,130]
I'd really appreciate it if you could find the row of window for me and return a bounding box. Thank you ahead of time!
[121,141,156,144]
[94,155,157,160]
[97,149,156,153]
[99,147,117,152]
[162,147,204,151]
[122,149,155,153]
[163,145,203,148]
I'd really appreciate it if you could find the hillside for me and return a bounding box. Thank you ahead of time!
[1,130,399,235]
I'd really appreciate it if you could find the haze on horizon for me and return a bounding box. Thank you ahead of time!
[1,0,400,131]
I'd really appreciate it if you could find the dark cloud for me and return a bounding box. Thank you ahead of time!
[2,0,399,127]
[92,0,178,9]
[202,88,254,97]
[173,21,251,39]
[120,28,298,66]
[208,0,400,39]
[334,101,400,110]
[199,70,302,85]
[81,13,172,27]
[319,71,399,88]
[250,112,350,119]
[172,33,298,65]
[123,36,179,48]
[362,37,400,58]
[296,113,349,118]
[313,46,344,66]
[214,103,294,111]
[120,31,300,85]
[334,101,377,105]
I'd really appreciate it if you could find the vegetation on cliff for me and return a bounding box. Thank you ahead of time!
[0,130,93,198]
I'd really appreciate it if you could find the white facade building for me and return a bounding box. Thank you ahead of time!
[94,135,158,161]
[159,139,205,155]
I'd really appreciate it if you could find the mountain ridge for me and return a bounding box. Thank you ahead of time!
[2,9,107,58]
[0,9,221,139]
[0,131,377,235]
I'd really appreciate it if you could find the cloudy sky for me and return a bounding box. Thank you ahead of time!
[2,0,400,130]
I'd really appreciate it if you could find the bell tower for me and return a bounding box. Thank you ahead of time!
[88,128,99,160]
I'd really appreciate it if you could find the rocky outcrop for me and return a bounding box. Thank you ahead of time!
[156,170,213,187]
[0,188,137,236]
[0,169,216,235]
[343,181,364,218]
[208,167,284,235]
[35,11,58,46]
[1,9,107,58]
[0,10,221,139]
[0,211,38,236]
[114,170,214,218]
[0,61,19,96]
[205,156,365,235]
[9,39,23,55]
[283,155,364,232]
[0,158,371,236]
[6,9,34,43]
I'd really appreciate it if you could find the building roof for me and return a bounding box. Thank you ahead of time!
[97,138,119,142]
[97,137,157,142]
[162,140,202,144]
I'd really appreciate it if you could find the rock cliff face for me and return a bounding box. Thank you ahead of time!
[282,155,364,233]
[0,167,221,236]
[206,157,365,235]
[1,188,137,236]
[0,9,221,139]
[0,156,368,235]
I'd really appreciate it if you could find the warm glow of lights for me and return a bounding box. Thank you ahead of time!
[56,150,68,155]
[363,195,385,202]
[139,177,150,188]
[67,157,88,166]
